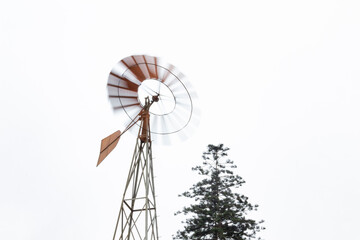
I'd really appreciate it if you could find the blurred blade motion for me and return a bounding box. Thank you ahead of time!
[106,54,200,144]
[97,130,121,166]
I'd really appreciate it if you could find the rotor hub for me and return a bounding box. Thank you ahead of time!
[137,79,176,115]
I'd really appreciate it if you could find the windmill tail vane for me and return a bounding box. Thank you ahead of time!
[97,95,158,167]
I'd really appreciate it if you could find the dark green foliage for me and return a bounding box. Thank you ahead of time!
[174,144,264,240]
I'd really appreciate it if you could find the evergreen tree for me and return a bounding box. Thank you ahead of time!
[174,144,264,240]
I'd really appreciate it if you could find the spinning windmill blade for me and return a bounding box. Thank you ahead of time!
[97,55,200,240]
[109,55,199,139]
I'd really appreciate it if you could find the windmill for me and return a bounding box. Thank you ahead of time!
[97,55,199,240]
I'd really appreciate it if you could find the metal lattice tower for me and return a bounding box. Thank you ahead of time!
[113,98,159,240]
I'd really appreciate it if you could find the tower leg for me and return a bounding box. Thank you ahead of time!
[112,130,159,240]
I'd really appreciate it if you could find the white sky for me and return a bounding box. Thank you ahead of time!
[1,0,360,239]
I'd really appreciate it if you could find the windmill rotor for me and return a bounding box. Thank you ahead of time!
[107,55,200,144]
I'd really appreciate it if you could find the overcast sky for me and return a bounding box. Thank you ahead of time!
[1,1,360,239]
